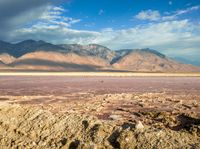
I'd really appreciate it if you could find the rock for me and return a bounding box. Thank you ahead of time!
[135,121,144,130]
[182,104,192,109]
[109,114,122,120]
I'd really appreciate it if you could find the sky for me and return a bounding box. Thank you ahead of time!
[0,0,200,65]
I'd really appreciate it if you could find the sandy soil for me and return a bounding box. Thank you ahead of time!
[0,76,199,148]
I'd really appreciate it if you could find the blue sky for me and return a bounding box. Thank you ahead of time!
[64,0,200,30]
[0,0,200,65]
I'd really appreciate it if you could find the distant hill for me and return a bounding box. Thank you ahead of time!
[112,49,200,72]
[0,53,16,64]
[0,40,66,57]
[0,60,5,66]
[0,59,7,69]
[9,51,110,71]
[0,40,199,72]
[60,44,115,62]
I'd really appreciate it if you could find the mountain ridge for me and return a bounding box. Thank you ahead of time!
[0,40,199,72]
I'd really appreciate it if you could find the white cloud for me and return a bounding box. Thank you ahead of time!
[176,5,200,15]
[52,6,65,12]
[38,6,81,28]
[94,20,197,49]
[163,5,200,21]
[11,19,200,50]
[135,10,161,21]
[135,5,200,22]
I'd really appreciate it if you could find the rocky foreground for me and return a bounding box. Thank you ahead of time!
[0,100,199,149]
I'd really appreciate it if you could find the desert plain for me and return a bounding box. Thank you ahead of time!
[0,72,200,149]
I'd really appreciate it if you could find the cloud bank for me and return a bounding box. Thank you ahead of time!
[135,10,161,21]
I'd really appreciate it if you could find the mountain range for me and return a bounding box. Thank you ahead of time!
[0,40,199,72]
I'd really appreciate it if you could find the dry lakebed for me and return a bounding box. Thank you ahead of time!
[0,74,199,149]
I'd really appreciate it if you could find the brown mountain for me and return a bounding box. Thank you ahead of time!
[60,44,116,62]
[112,49,200,72]
[0,53,16,64]
[0,60,8,69]
[0,60,5,66]
[9,51,111,71]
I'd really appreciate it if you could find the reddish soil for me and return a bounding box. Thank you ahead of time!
[0,76,199,96]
